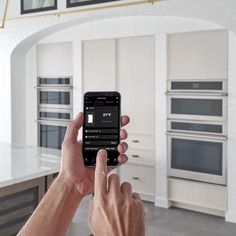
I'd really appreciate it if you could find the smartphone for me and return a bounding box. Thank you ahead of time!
[82,91,121,166]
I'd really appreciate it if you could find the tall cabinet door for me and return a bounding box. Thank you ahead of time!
[117,36,155,202]
[168,30,228,80]
[117,36,155,135]
[82,39,116,92]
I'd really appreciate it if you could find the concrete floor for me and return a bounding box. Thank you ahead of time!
[68,195,236,236]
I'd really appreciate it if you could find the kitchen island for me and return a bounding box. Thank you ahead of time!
[0,142,61,235]
[0,142,93,235]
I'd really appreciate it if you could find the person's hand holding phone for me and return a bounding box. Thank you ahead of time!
[59,112,130,198]
[88,149,145,236]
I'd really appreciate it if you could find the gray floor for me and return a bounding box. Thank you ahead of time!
[68,196,236,236]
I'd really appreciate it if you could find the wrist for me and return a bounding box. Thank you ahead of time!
[57,172,84,201]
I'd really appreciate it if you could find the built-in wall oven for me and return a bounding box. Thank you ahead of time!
[37,77,73,150]
[167,133,227,185]
[166,80,227,185]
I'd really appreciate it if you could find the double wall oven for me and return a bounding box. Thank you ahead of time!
[37,77,73,150]
[166,80,227,185]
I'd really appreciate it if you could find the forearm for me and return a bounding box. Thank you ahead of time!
[18,173,82,236]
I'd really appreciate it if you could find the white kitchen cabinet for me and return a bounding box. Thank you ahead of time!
[119,163,155,202]
[37,42,73,77]
[117,36,155,135]
[82,39,116,92]
[168,30,228,80]
[168,178,227,217]
[82,36,156,202]
[117,36,155,202]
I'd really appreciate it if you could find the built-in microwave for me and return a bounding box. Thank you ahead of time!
[167,94,227,122]
[167,133,227,185]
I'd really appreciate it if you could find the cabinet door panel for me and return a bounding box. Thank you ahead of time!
[37,42,73,77]
[117,36,155,134]
[82,39,116,91]
[119,163,155,201]
[168,30,228,80]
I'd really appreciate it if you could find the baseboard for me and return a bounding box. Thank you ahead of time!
[140,193,155,203]
[155,196,172,208]
[226,211,236,223]
[172,202,225,217]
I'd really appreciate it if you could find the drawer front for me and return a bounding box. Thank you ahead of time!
[127,133,155,150]
[126,149,155,165]
[119,164,155,197]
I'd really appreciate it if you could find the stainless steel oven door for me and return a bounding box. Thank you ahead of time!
[167,133,227,185]
[167,94,227,122]
[167,119,227,136]
[38,87,73,109]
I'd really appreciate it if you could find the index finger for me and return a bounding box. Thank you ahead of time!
[94,149,108,197]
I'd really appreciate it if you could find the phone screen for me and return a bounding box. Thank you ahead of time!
[82,92,121,166]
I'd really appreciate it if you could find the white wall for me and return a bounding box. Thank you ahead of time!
[25,46,37,147]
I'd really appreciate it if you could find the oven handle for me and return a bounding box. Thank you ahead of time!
[165,91,228,97]
[166,131,227,140]
[34,86,73,90]
[36,119,69,126]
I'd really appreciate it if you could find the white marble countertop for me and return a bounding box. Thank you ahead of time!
[0,142,61,188]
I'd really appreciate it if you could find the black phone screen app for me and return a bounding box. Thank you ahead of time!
[83,94,120,166]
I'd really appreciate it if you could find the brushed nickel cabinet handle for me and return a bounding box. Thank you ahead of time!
[132,140,140,143]
[132,177,140,180]
[132,154,140,158]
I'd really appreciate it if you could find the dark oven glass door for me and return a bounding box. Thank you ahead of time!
[39,109,72,121]
[168,135,226,185]
[172,138,222,175]
[39,123,67,150]
[38,77,72,86]
[168,95,226,121]
[167,80,227,93]
[168,120,225,135]
[38,89,72,109]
